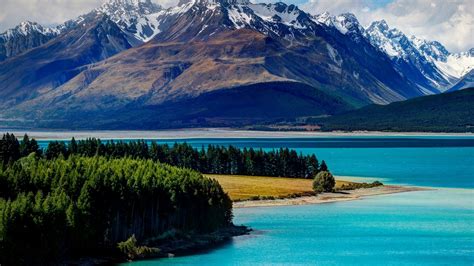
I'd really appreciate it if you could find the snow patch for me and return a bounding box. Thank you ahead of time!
[326,44,343,67]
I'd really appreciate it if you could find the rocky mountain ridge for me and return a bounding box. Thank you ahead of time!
[0,0,472,129]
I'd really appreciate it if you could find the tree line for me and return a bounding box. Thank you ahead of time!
[0,155,232,264]
[1,134,328,178]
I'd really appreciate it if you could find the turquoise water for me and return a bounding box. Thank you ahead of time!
[38,136,474,265]
[128,189,474,265]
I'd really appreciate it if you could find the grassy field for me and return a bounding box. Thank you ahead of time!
[206,174,355,201]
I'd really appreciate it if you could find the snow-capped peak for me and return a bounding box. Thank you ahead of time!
[369,19,389,32]
[98,0,162,16]
[410,35,449,62]
[94,0,163,43]
[179,0,250,5]
[365,20,413,58]
[314,11,331,25]
[0,21,61,60]
[1,21,59,39]
[244,2,309,29]
[365,19,474,90]
[334,13,364,34]
[314,12,364,37]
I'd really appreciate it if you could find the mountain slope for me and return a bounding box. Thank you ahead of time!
[32,81,355,129]
[364,20,474,93]
[93,0,163,44]
[0,0,163,62]
[365,20,448,93]
[0,15,132,108]
[0,0,427,129]
[0,0,470,130]
[315,88,474,132]
[0,21,59,61]
[447,70,474,92]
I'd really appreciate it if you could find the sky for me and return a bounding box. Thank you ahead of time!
[0,0,472,52]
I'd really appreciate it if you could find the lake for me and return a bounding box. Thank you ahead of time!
[34,135,474,265]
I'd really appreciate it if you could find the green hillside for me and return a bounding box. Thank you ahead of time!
[314,88,474,133]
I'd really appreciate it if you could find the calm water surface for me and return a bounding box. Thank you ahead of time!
[38,136,474,265]
[128,189,474,265]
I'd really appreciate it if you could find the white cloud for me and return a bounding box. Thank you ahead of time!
[301,0,474,53]
[0,0,105,30]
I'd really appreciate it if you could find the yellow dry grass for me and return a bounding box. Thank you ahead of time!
[206,174,354,201]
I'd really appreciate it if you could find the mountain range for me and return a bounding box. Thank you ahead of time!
[0,0,472,129]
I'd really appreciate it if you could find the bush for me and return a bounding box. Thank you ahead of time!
[313,171,335,193]
[118,235,160,260]
[337,181,384,191]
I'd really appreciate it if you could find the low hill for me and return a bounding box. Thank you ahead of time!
[315,88,474,133]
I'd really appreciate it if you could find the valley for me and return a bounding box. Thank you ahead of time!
[0,1,473,265]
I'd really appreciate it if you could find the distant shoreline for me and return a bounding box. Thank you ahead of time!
[1,128,473,140]
[233,185,430,208]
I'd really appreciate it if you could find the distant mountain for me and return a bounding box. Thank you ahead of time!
[314,12,365,42]
[0,0,163,61]
[0,0,427,129]
[411,39,474,90]
[0,14,132,109]
[315,88,474,133]
[0,0,472,130]
[89,0,163,45]
[0,21,59,61]
[447,69,474,92]
[364,20,474,93]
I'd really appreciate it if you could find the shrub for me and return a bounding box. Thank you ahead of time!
[118,235,160,260]
[313,171,335,193]
[337,181,384,191]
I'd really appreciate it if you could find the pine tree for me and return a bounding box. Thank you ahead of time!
[0,133,20,165]
[320,160,328,172]
[69,137,78,155]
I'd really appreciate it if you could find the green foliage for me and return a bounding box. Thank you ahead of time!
[19,134,41,158]
[0,134,331,263]
[313,171,336,194]
[313,88,474,133]
[0,155,232,264]
[0,133,42,167]
[0,133,20,165]
[45,141,68,159]
[118,235,160,260]
[43,138,325,178]
[3,134,329,179]
[337,181,384,191]
[320,160,328,172]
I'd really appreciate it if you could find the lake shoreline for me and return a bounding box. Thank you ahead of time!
[66,225,251,265]
[233,185,429,208]
[1,128,473,140]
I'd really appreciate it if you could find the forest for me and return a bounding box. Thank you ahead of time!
[312,88,474,133]
[1,134,327,178]
[0,133,328,263]
[0,154,232,264]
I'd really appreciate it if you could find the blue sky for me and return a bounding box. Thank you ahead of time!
[1,0,472,52]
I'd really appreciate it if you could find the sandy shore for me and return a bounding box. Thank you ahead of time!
[233,185,429,208]
[1,128,472,140]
